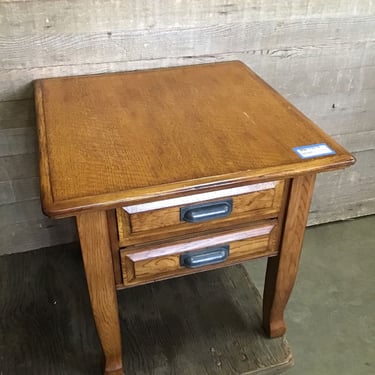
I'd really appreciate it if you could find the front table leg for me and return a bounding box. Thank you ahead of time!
[76,211,123,374]
[263,175,316,338]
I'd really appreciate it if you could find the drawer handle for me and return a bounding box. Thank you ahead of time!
[180,245,229,268]
[180,199,233,223]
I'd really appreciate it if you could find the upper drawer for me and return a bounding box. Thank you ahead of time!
[117,180,285,246]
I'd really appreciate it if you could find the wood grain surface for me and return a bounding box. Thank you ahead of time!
[35,61,354,217]
[0,243,293,375]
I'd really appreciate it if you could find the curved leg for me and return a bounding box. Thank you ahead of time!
[77,211,123,374]
[263,175,316,337]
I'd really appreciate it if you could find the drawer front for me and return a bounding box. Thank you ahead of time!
[117,180,285,246]
[120,220,280,287]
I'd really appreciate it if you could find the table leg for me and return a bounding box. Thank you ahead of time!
[263,174,316,338]
[76,211,123,374]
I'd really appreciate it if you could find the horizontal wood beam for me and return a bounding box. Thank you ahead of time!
[1,17,374,71]
[1,0,374,35]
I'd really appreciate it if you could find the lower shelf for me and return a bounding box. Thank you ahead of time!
[119,264,293,375]
[0,244,293,375]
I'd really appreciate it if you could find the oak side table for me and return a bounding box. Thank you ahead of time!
[34,61,354,374]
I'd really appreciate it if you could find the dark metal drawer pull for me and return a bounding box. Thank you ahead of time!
[180,199,233,223]
[180,245,229,268]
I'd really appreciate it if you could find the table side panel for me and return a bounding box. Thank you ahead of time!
[106,209,123,285]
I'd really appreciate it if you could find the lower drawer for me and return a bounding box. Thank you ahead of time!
[120,220,280,287]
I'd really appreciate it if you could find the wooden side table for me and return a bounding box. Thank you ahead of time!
[34,61,354,374]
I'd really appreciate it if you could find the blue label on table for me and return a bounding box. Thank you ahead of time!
[293,143,336,159]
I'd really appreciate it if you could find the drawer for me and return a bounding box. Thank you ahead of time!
[120,220,280,287]
[117,180,285,246]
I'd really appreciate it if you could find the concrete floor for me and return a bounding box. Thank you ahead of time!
[244,215,375,375]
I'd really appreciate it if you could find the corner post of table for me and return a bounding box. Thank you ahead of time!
[76,210,123,375]
[263,174,316,338]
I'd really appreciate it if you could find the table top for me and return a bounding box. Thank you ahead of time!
[35,61,354,216]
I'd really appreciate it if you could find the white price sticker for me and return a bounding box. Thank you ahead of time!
[293,143,335,159]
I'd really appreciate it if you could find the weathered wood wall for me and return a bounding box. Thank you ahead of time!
[1,0,374,255]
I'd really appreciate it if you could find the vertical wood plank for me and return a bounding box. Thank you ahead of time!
[76,210,123,374]
[263,174,316,338]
